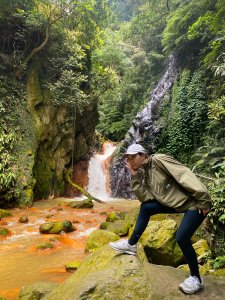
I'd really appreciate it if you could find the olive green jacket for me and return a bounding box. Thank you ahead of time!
[131,154,212,212]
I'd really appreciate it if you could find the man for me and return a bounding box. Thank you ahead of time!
[110,143,211,294]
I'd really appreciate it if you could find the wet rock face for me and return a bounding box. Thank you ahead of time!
[110,55,178,198]
[27,68,98,201]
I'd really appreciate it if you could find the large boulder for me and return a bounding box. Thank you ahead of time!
[140,219,183,266]
[124,207,139,228]
[193,239,210,257]
[101,207,139,237]
[100,219,130,236]
[39,220,75,234]
[85,229,119,252]
[68,198,94,208]
[106,211,121,222]
[17,282,58,300]
[42,245,225,300]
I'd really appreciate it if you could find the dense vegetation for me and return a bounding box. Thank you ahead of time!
[96,0,225,257]
[0,0,225,256]
[0,0,108,205]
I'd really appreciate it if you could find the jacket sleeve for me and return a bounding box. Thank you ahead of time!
[153,155,212,209]
[131,171,154,202]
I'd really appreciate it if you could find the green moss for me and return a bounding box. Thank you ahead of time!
[65,260,81,272]
[85,229,120,252]
[0,209,12,218]
[39,221,75,234]
[33,149,66,200]
[0,227,10,236]
[106,211,121,222]
[37,242,54,250]
[100,221,108,229]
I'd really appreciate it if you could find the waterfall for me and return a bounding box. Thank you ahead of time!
[87,142,116,200]
[110,54,178,198]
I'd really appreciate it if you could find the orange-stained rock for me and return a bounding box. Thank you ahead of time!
[66,160,89,197]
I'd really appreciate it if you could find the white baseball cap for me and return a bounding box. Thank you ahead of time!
[125,144,147,155]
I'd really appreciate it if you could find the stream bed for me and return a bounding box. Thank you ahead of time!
[0,197,139,300]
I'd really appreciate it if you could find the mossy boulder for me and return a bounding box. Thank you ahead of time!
[65,260,81,272]
[42,245,225,300]
[106,211,121,222]
[100,220,130,236]
[17,281,58,300]
[0,209,12,218]
[0,227,12,237]
[213,268,225,277]
[39,220,75,234]
[193,239,210,257]
[69,199,94,209]
[19,216,29,223]
[37,243,54,250]
[99,221,108,229]
[140,219,183,266]
[85,229,119,252]
[124,207,139,228]
[178,260,212,276]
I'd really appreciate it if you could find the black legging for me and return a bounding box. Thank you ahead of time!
[129,200,205,280]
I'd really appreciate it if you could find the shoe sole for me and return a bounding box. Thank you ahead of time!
[110,245,137,255]
[179,285,203,294]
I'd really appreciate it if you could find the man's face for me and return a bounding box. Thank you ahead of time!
[125,153,146,171]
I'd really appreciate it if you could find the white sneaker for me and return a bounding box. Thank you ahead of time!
[109,239,137,255]
[179,276,203,294]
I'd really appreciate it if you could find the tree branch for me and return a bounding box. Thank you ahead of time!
[64,171,105,204]
[14,0,76,78]
[166,0,170,11]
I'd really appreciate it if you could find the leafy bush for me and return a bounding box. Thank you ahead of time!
[157,68,209,160]
[0,125,17,204]
[208,163,225,230]
[206,163,225,257]
[212,256,225,270]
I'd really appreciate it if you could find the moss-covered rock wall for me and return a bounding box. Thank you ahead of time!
[0,65,98,207]
[27,66,98,201]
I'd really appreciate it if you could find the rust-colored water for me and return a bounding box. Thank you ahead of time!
[0,197,139,300]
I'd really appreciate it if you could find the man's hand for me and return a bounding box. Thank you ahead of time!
[125,162,138,176]
[198,208,210,216]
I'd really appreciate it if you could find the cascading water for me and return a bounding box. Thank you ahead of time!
[87,142,116,200]
[110,54,178,198]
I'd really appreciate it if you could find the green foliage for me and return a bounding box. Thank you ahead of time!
[49,70,88,111]
[94,29,153,141]
[208,163,225,230]
[197,0,225,71]
[208,95,225,125]
[187,11,214,42]
[157,68,209,160]
[0,127,16,194]
[0,0,108,76]
[0,76,27,205]
[212,256,225,270]
[108,0,142,23]
[162,0,214,54]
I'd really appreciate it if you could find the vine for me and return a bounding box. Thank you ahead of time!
[158,68,209,161]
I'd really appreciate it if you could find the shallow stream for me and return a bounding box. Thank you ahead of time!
[0,197,139,300]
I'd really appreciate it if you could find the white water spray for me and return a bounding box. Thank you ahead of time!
[87,143,116,200]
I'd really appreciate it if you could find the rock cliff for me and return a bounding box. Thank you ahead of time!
[110,54,178,198]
